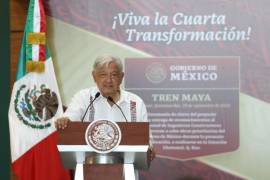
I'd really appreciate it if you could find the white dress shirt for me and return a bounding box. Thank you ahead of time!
[63,87,148,122]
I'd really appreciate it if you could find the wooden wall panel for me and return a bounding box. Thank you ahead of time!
[10,32,23,87]
[10,0,28,31]
[10,0,28,86]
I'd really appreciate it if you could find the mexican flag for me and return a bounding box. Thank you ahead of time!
[8,0,70,179]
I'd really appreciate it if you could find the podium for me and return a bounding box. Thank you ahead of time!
[57,121,150,180]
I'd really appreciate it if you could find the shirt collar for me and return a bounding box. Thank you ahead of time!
[118,89,129,104]
[91,86,129,104]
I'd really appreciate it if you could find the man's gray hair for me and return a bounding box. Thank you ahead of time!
[93,55,123,72]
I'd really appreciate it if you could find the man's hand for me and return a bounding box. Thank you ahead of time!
[149,145,156,161]
[55,117,70,130]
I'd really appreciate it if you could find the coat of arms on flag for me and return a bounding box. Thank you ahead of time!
[14,84,59,129]
[9,0,70,179]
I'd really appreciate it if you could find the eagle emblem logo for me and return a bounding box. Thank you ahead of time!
[14,84,59,129]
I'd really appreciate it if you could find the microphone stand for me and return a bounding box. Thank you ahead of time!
[81,92,100,122]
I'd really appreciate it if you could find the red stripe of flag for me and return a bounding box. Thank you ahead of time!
[12,132,71,180]
[39,0,46,61]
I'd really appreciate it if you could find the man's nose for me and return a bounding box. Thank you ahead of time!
[105,75,113,82]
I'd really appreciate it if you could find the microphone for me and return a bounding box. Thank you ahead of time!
[81,92,100,122]
[107,96,128,122]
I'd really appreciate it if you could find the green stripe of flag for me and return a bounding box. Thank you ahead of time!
[16,31,27,80]
[25,0,34,62]
[46,44,51,59]
[16,0,51,80]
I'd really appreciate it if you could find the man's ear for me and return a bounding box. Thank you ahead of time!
[92,70,97,82]
[120,72,124,83]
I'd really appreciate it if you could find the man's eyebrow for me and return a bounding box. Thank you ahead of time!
[96,69,106,73]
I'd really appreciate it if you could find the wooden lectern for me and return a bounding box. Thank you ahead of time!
[57,122,150,180]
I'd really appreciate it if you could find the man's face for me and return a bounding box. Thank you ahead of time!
[92,62,124,97]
